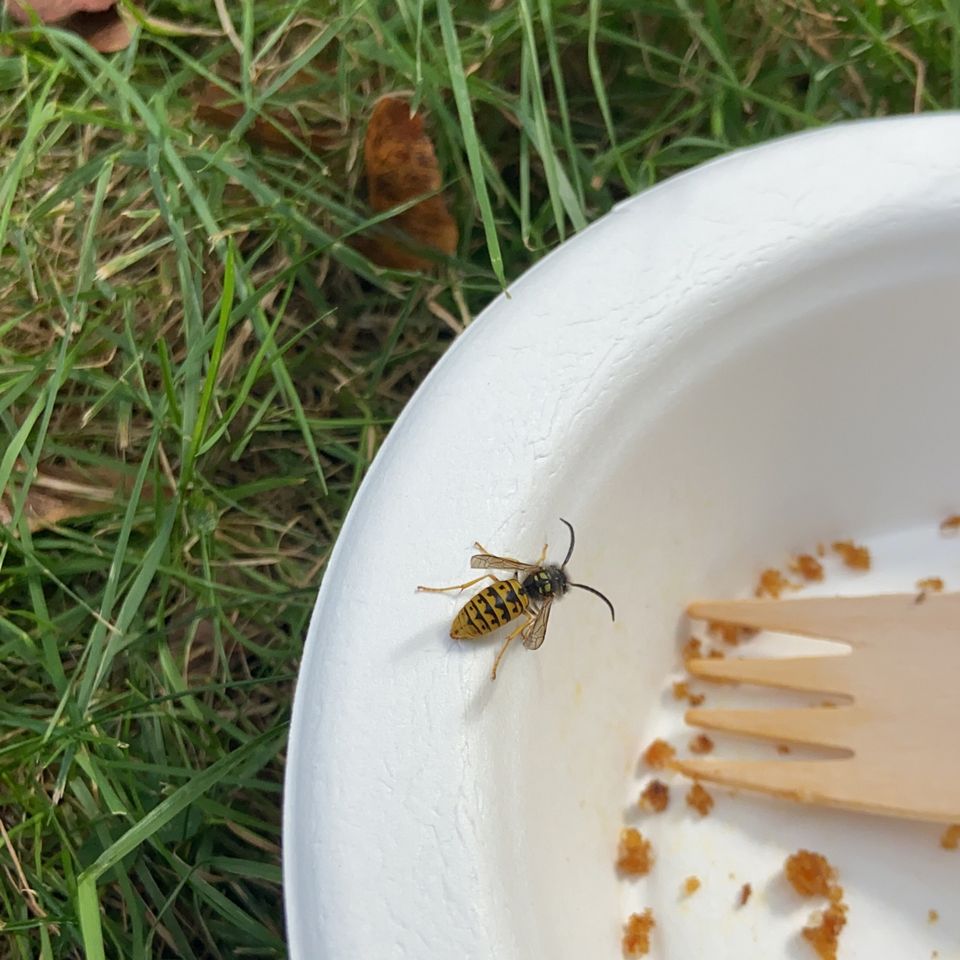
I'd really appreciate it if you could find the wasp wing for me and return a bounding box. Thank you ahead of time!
[522,599,553,650]
[470,551,538,574]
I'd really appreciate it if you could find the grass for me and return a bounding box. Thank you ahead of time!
[0,0,956,956]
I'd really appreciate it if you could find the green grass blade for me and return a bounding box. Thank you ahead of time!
[79,728,283,884]
[436,0,505,284]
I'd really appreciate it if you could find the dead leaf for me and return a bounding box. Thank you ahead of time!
[6,0,113,19]
[357,95,459,270]
[194,80,333,156]
[6,0,130,52]
[0,487,106,531]
[0,461,155,533]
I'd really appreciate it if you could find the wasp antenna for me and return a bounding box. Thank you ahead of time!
[559,518,576,567]
[569,582,616,622]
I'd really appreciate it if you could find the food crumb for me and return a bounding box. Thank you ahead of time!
[831,539,871,570]
[639,779,670,813]
[790,554,824,582]
[916,576,944,593]
[786,850,846,960]
[755,567,792,598]
[776,744,791,755]
[672,681,705,706]
[622,909,655,957]
[683,876,701,897]
[689,733,714,755]
[940,513,960,533]
[929,909,939,923]
[616,828,654,877]
[785,850,837,899]
[686,782,714,817]
[643,738,676,770]
[802,900,848,960]
[707,620,756,646]
[737,882,752,907]
[682,637,702,663]
[939,824,960,850]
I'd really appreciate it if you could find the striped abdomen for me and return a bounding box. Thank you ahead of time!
[451,578,528,639]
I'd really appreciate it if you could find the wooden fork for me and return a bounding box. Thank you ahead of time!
[673,592,960,823]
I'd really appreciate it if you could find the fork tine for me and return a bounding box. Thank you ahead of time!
[687,594,927,644]
[671,757,846,806]
[687,654,856,696]
[686,706,857,750]
[672,756,960,822]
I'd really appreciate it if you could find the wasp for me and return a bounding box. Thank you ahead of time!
[418,518,615,680]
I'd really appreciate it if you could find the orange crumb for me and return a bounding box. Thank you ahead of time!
[683,876,701,896]
[940,824,960,850]
[940,514,960,533]
[707,620,756,646]
[738,882,752,907]
[916,577,944,592]
[831,540,871,570]
[929,909,939,923]
[673,680,705,705]
[682,637,702,663]
[755,567,792,598]
[790,554,824,582]
[616,828,654,877]
[785,850,837,899]
[622,909,655,957]
[707,648,726,660]
[776,744,791,755]
[816,542,826,556]
[643,738,676,770]
[639,779,670,813]
[689,733,714,755]
[686,782,714,816]
[802,900,848,960]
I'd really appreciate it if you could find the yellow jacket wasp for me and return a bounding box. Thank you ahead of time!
[418,519,615,679]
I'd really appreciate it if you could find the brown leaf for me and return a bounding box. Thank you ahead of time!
[0,487,105,531]
[6,0,113,19]
[194,80,334,156]
[1,462,153,533]
[6,0,130,52]
[69,6,128,51]
[358,95,458,271]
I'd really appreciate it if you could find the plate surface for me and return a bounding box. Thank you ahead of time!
[284,114,960,958]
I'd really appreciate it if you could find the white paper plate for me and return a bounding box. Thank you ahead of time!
[284,114,960,959]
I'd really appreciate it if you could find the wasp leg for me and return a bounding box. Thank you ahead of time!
[417,574,499,594]
[490,614,533,681]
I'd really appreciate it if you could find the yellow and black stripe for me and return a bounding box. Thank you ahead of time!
[451,578,528,639]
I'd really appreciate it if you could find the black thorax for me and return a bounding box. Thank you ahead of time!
[520,565,569,603]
